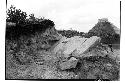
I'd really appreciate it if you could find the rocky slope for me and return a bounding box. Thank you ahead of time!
[6,19,120,80]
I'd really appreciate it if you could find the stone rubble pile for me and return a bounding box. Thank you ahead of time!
[52,36,102,70]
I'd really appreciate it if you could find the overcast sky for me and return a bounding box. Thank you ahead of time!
[7,0,120,32]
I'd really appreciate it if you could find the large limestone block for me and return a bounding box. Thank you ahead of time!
[63,37,87,56]
[53,36,100,58]
[52,37,70,54]
[72,36,101,57]
[59,57,78,70]
[52,36,86,54]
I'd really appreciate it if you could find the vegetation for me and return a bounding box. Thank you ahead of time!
[6,5,27,24]
[6,5,55,41]
[58,30,85,38]
[85,20,120,44]
[6,5,57,67]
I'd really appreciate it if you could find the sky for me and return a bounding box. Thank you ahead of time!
[7,0,120,32]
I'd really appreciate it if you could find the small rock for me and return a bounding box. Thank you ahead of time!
[59,57,78,70]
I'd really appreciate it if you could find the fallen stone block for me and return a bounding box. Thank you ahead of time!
[63,37,87,56]
[52,37,69,54]
[72,36,101,57]
[59,57,78,70]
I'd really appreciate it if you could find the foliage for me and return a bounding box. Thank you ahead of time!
[7,5,27,24]
[58,30,85,38]
[25,14,45,24]
[6,5,53,25]
[6,5,55,40]
[6,5,58,68]
[85,21,120,44]
[6,5,57,67]
[6,19,55,41]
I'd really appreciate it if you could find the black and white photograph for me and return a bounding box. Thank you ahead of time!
[5,0,121,81]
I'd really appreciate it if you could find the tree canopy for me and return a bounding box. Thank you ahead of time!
[6,5,27,24]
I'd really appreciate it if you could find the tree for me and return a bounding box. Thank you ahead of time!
[6,5,27,24]
[26,14,45,24]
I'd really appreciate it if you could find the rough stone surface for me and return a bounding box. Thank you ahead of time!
[53,36,87,57]
[52,36,101,58]
[72,36,101,57]
[59,57,78,70]
[52,37,69,54]
[63,36,87,56]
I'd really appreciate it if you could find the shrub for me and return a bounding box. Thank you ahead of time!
[58,30,85,38]
[7,5,27,24]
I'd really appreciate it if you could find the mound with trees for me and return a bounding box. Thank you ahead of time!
[85,18,120,45]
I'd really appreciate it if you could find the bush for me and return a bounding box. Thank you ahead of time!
[7,5,27,24]
[58,30,85,38]
[6,5,55,41]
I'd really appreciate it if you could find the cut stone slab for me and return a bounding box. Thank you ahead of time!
[59,57,78,70]
[52,36,87,56]
[52,36,100,58]
[72,36,101,57]
[63,37,87,56]
[52,37,70,54]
